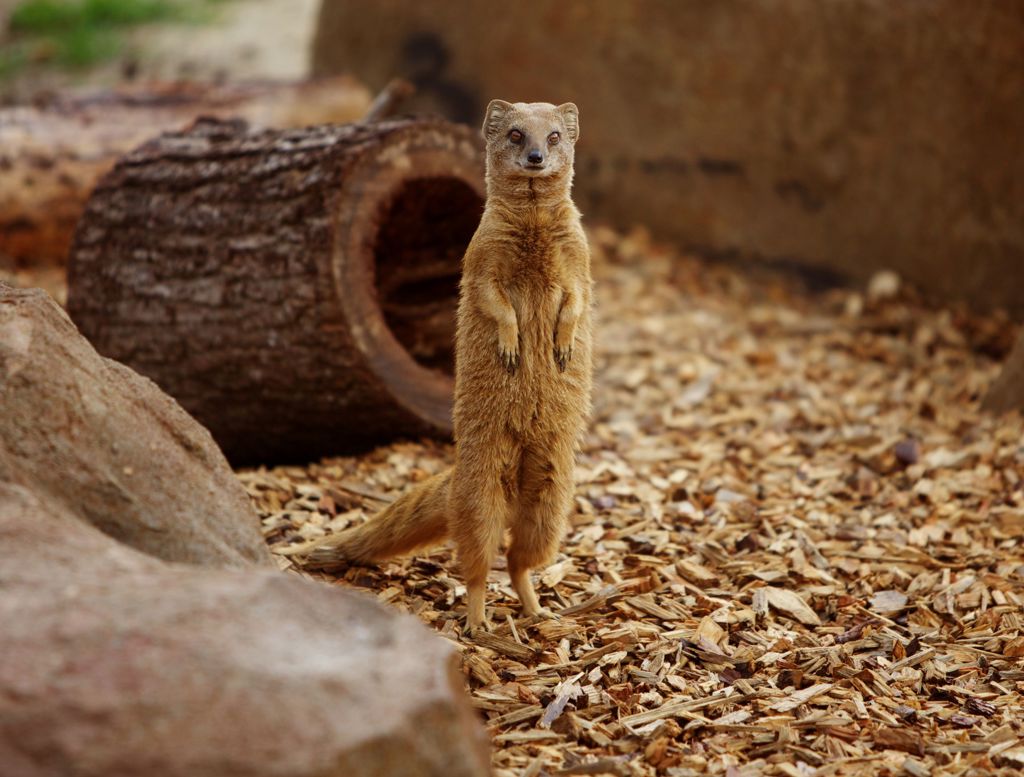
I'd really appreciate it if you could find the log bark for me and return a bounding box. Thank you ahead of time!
[983,331,1024,415]
[0,77,371,269]
[67,117,484,464]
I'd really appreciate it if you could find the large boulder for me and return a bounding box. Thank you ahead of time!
[313,0,1024,316]
[0,283,270,567]
[0,483,491,777]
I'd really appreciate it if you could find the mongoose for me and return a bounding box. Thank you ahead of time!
[303,100,592,633]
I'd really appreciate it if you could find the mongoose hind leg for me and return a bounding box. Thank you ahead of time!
[450,471,509,636]
[508,445,574,620]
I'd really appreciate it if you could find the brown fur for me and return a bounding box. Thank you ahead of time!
[302,100,593,633]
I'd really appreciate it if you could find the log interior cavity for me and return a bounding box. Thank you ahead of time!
[373,177,482,376]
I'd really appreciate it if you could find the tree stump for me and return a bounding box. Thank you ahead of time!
[67,117,484,464]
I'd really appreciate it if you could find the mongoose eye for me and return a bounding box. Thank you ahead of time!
[548,132,560,146]
[508,130,524,144]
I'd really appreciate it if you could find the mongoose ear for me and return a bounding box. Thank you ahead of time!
[482,99,513,140]
[558,103,580,143]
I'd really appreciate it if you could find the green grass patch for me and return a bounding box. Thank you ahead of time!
[10,0,179,32]
[0,45,29,80]
[4,0,208,73]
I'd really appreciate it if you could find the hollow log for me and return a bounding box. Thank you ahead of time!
[67,117,483,464]
[0,77,372,269]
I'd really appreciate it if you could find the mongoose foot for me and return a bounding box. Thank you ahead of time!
[554,345,572,372]
[527,606,561,622]
[463,617,493,638]
[499,345,520,374]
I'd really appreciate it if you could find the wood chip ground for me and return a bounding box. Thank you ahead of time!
[239,227,1023,776]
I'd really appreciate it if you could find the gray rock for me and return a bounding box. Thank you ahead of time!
[0,283,270,567]
[0,483,491,777]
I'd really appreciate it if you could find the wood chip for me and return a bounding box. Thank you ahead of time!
[539,675,583,729]
[675,558,719,586]
[769,683,833,712]
[761,587,822,625]
[472,631,537,662]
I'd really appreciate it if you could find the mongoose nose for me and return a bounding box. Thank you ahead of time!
[527,149,544,165]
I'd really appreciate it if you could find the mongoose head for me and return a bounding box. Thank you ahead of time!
[482,100,579,183]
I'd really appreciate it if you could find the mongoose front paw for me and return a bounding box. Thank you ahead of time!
[499,344,520,374]
[499,346,520,374]
[554,345,573,372]
[498,325,520,374]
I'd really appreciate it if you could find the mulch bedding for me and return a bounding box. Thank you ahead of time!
[239,227,1024,777]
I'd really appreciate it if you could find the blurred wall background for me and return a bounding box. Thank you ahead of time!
[314,0,1024,315]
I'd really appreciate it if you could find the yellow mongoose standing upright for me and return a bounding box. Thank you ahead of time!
[304,100,592,634]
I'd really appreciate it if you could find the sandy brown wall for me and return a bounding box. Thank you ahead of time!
[314,0,1024,314]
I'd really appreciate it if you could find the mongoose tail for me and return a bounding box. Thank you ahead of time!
[301,470,451,569]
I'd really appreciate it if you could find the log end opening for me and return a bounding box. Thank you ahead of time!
[336,132,484,435]
[375,176,481,377]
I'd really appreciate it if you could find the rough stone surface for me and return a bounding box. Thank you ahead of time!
[0,482,491,777]
[984,332,1024,414]
[0,283,271,567]
[313,0,1024,315]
